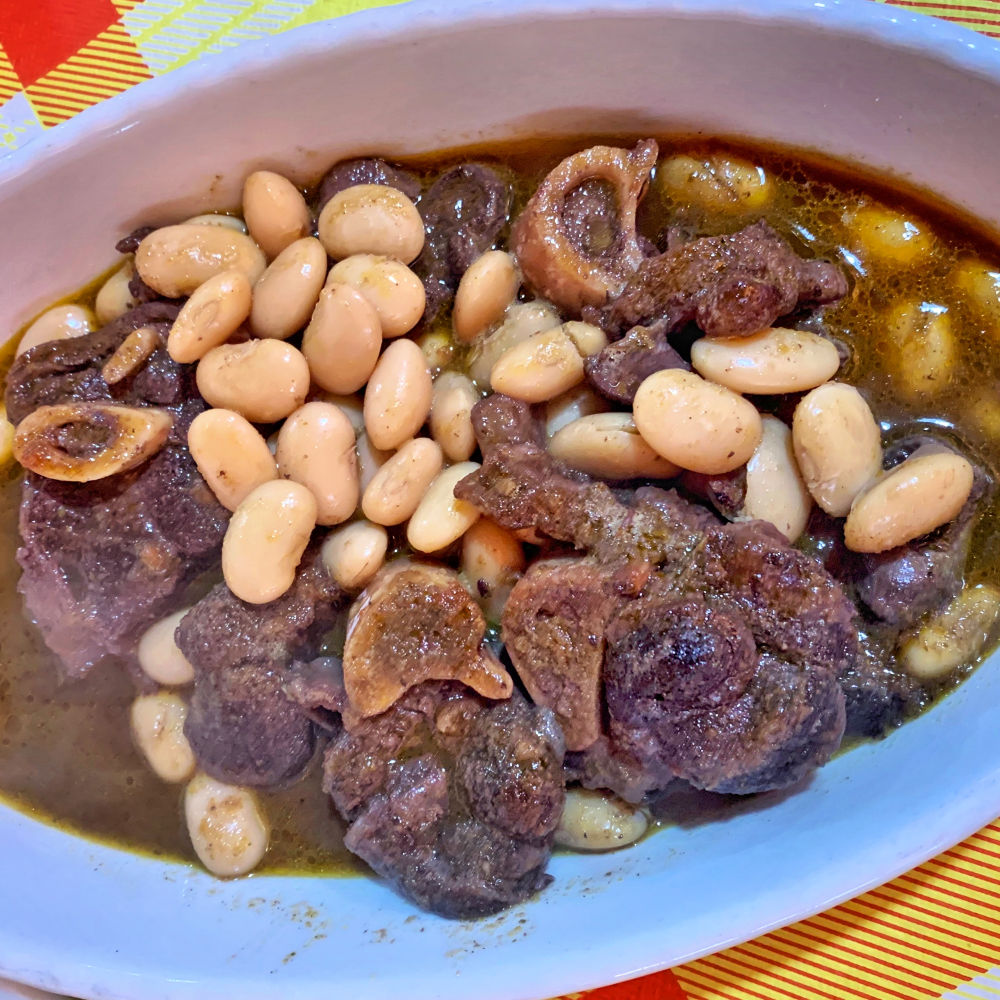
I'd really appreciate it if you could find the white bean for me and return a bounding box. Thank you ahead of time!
[321,520,388,590]
[276,402,359,526]
[184,773,268,877]
[461,518,525,622]
[167,270,252,364]
[0,405,14,469]
[545,385,610,438]
[430,372,479,462]
[886,301,955,402]
[407,462,482,553]
[184,213,248,232]
[137,609,195,686]
[792,382,883,516]
[453,250,519,343]
[953,258,1000,332]
[844,450,974,553]
[490,327,585,403]
[847,204,932,265]
[95,262,137,324]
[417,328,457,372]
[326,254,425,338]
[739,415,812,542]
[657,154,772,213]
[312,391,365,434]
[555,788,648,852]
[222,480,317,604]
[691,326,841,395]
[561,321,608,358]
[17,305,95,356]
[362,437,443,526]
[468,301,561,386]
[363,339,433,450]
[135,224,266,298]
[302,282,382,394]
[356,431,392,492]
[196,339,310,423]
[130,693,196,783]
[249,237,327,341]
[318,184,424,263]
[633,369,762,474]
[549,412,679,480]
[900,584,1000,680]
[242,170,310,260]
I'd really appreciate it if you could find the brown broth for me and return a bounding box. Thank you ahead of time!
[1,136,999,871]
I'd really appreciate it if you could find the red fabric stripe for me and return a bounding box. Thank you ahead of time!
[681,959,786,1000]
[864,887,995,937]
[886,0,1000,15]
[900,868,1000,902]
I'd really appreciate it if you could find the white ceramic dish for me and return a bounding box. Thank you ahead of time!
[1,2,999,998]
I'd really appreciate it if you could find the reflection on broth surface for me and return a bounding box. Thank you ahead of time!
[1,137,999,908]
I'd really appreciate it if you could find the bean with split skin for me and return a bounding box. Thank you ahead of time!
[131,692,196,784]
[222,480,317,604]
[364,339,433,450]
[167,269,252,363]
[407,461,482,553]
[362,437,443,526]
[184,773,269,877]
[318,184,424,263]
[430,372,479,463]
[453,250,519,343]
[321,520,389,590]
[249,237,327,341]
[137,608,195,686]
[276,402,359,526]
[242,170,310,260]
[555,788,648,852]
[135,224,266,298]
[468,300,562,387]
[95,262,137,324]
[844,449,974,554]
[302,282,382,394]
[633,368,762,475]
[188,408,278,511]
[326,253,425,338]
[490,327,584,403]
[17,305,94,356]
[549,412,679,480]
[196,339,310,423]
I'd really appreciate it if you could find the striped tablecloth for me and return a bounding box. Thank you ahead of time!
[1,1,999,998]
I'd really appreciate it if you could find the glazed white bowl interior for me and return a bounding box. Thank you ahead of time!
[2,2,1000,999]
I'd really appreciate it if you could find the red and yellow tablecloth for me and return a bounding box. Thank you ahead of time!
[1,1,999,997]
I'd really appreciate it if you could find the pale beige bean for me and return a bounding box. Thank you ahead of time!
[844,450,974,554]
[792,382,883,516]
[633,369,762,474]
[131,693,196,783]
[137,609,194,686]
[364,339,433,450]
[135,224,266,298]
[362,437,443,526]
[222,480,317,603]
[691,326,841,394]
[95,262,137,324]
[321,520,388,590]
[847,204,932,265]
[555,788,649,852]
[887,301,955,402]
[657,154,772,214]
[468,300,561,386]
[326,254,425,337]
[490,327,585,402]
[184,213,248,233]
[276,402,359,526]
[430,372,479,462]
[954,258,1000,333]
[545,385,610,438]
[453,250,519,343]
[461,518,525,622]
[188,408,278,511]
[407,462,482,553]
[549,412,679,479]
[356,432,392,492]
[101,326,160,385]
[242,170,310,260]
[184,773,268,877]
[0,405,14,470]
[739,415,812,542]
[17,304,94,356]
[196,339,310,423]
[310,391,365,434]
[417,328,457,372]
[302,282,382,394]
[318,184,424,263]
[249,237,326,341]
[167,269,252,363]
[561,321,608,358]
[900,584,1000,680]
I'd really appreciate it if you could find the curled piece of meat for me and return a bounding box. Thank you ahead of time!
[585,321,690,404]
[412,163,512,323]
[600,220,848,338]
[316,156,421,211]
[511,140,657,315]
[323,682,565,918]
[176,545,349,786]
[342,562,512,717]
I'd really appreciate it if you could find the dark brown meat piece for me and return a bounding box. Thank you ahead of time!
[115,225,156,254]
[316,156,421,211]
[176,546,349,787]
[585,322,690,404]
[600,220,848,339]
[412,164,511,323]
[682,467,747,520]
[323,682,565,918]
